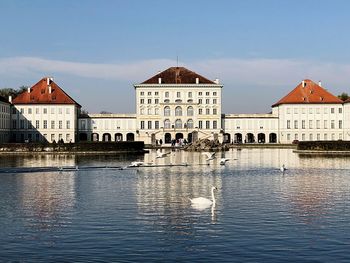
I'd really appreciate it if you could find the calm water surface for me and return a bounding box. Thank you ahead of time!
[0,149,350,262]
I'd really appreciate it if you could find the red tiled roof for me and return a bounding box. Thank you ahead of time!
[272,79,343,107]
[141,67,216,84]
[13,78,81,107]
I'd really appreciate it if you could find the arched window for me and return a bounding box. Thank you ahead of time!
[175,99,182,103]
[164,106,170,116]
[175,119,182,129]
[164,119,171,129]
[175,106,182,116]
[187,119,194,129]
[187,99,193,103]
[187,106,194,116]
[147,108,152,115]
[164,99,170,103]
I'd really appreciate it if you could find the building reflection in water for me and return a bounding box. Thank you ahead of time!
[19,171,76,232]
[136,150,223,243]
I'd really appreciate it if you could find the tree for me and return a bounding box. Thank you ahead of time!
[0,85,29,99]
[338,92,349,101]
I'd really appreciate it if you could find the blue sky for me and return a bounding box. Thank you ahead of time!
[1,0,350,113]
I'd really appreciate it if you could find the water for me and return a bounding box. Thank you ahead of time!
[0,149,350,262]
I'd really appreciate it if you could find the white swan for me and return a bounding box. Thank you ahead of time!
[280,164,287,172]
[191,186,217,209]
[219,158,230,165]
[202,152,216,163]
[156,149,171,159]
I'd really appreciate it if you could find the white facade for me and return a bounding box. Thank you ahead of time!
[11,104,79,143]
[78,114,136,142]
[0,98,11,143]
[134,83,223,144]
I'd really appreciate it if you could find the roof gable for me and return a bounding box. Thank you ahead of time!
[13,78,81,106]
[141,67,216,84]
[272,79,343,107]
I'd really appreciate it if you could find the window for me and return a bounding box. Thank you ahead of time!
[155,92,158,96]
[148,121,152,129]
[188,92,192,98]
[147,108,152,115]
[317,133,320,140]
[140,99,144,104]
[213,120,217,129]
[43,108,47,114]
[206,92,209,96]
[198,99,202,104]
[339,120,343,129]
[324,120,327,129]
[59,120,63,129]
[206,121,210,129]
[199,109,203,115]
[199,120,203,129]
[316,120,320,129]
[199,92,202,96]
[140,121,145,129]
[294,134,298,140]
[302,120,305,129]
[324,134,328,140]
[140,91,144,96]
[175,119,182,129]
[51,108,55,114]
[339,133,343,140]
[43,120,47,129]
[164,119,171,129]
[213,109,217,115]
[309,134,313,141]
[66,120,70,129]
[309,108,313,114]
[206,99,209,104]
[287,108,290,114]
[339,108,342,114]
[316,108,320,114]
[165,92,169,98]
[309,120,313,129]
[331,108,335,114]
[155,121,159,129]
[294,120,298,129]
[20,108,24,114]
[294,108,298,114]
[51,121,55,129]
[164,106,170,116]
[59,134,63,141]
[213,92,217,96]
[175,106,182,116]
[187,106,194,116]
[324,108,327,114]
[155,99,159,104]
[177,92,181,98]
[287,134,291,141]
[36,120,39,129]
[287,120,290,129]
[213,99,217,104]
[51,134,55,142]
[155,108,159,115]
[140,108,144,115]
[148,92,151,96]
[66,134,70,142]
[302,134,305,141]
[331,120,335,129]
[148,99,151,104]
[332,134,335,140]
[187,119,193,129]
[28,108,32,114]
[206,108,210,115]
[59,108,62,114]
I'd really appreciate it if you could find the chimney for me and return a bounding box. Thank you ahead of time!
[318,81,322,87]
[8,95,12,103]
[48,85,52,94]
[302,80,306,87]
[196,77,199,84]
[214,78,220,84]
[47,77,50,86]
[27,87,30,93]
[158,77,162,84]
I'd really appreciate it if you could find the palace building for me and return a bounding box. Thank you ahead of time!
[2,66,350,144]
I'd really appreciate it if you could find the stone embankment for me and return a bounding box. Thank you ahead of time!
[183,139,229,152]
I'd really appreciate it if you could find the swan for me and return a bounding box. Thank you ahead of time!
[191,186,217,209]
[128,161,144,167]
[219,158,229,165]
[280,164,287,172]
[202,152,216,162]
[156,149,171,159]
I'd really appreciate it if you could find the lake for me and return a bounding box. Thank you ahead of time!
[0,148,349,262]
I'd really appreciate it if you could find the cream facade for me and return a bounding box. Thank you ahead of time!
[11,104,79,143]
[0,98,11,143]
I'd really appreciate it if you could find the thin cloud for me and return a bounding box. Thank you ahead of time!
[1,56,350,89]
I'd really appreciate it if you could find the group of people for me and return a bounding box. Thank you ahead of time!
[155,138,188,147]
